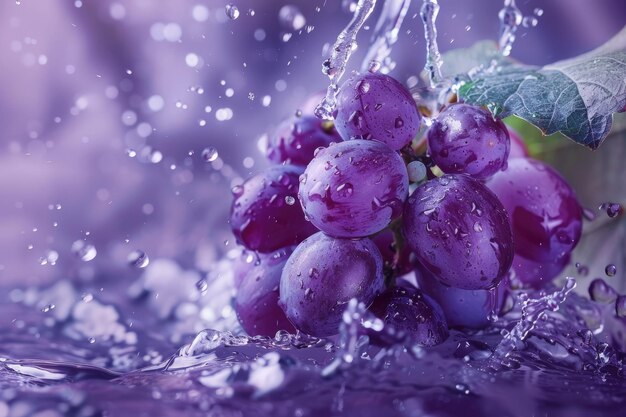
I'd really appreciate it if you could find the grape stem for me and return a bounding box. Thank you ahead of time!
[385,218,406,287]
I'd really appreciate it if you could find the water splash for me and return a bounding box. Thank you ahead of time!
[315,0,377,120]
[490,277,577,368]
[498,0,523,57]
[420,0,443,87]
[360,0,411,74]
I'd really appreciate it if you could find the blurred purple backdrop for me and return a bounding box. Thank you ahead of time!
[0,0,624,289]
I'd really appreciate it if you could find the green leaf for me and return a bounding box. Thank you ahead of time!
[457,27,626,149]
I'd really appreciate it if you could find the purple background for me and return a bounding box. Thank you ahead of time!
[0,0,624,289]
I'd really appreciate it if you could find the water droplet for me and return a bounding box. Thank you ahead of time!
[202,147,219,162]
[336,182,354,198]
[196,279,208,294]
[127,250,150,268]
[279,5,306,31]
[88,337,96,344]
[522,16,538,28]
[225,4,240,20]
[605,264,617,277]
[41,304,56,313]
[533,8,543,16]
[39,250,59,266]
[498,0,523,57]
[589,279,617,303]
[605,202,623,218]
[71,240,97,262]
[473,222,483,233]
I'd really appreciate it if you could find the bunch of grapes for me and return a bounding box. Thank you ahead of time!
[230,70,583,343]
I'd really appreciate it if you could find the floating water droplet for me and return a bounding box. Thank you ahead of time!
[279,5,306,31]
[605,264,617,277]
[589,278,617,303]
[41,304,56,313]
[285,196,296,205]
[88,337,96,344]
[127,250,150,268]
[202,147,219,162]
[498,0,523,57]
[533,8,543,16]
[521,16,538,28]
[196,279,208,294]
[605,202,623,218]
[225,4,240,20]
[39,250,59,266]
[71,240,97,262]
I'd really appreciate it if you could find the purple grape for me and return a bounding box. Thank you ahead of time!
[266,115,342,166]
[232,248,255,289]
[511,253,569,289]
[333,72,420,151]
[427,103,510,179]
[230,165,317,253]
[415,263,508,329]
[235,246,295,337]
[279,232,384,337]
[402,174,514,290]
[507,126,528,159]
[299,91,325,115]
[233,246,295,290]
[298,139,408,238]
[486,158,582,263]
[369,282,449,346]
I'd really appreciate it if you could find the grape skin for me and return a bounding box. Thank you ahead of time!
[511,253,570,289]
[333,72,420,151]
[486,157,582,263]
[507,126,528,159]
[298,139,408,238]
[415,262,507,329]
[369,282,449,346]
[235,246,296,336]
[427,103,510,179]
[266,115,342,166]
[230,165,317,253]
[279,232,384,337]
[403,174,514,290]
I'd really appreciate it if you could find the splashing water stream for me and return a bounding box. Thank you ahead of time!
[420,0,444,87]
[2,1,625,416]
[498,0,523,56]
[314,0,377,119]
[360,0,411,74]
